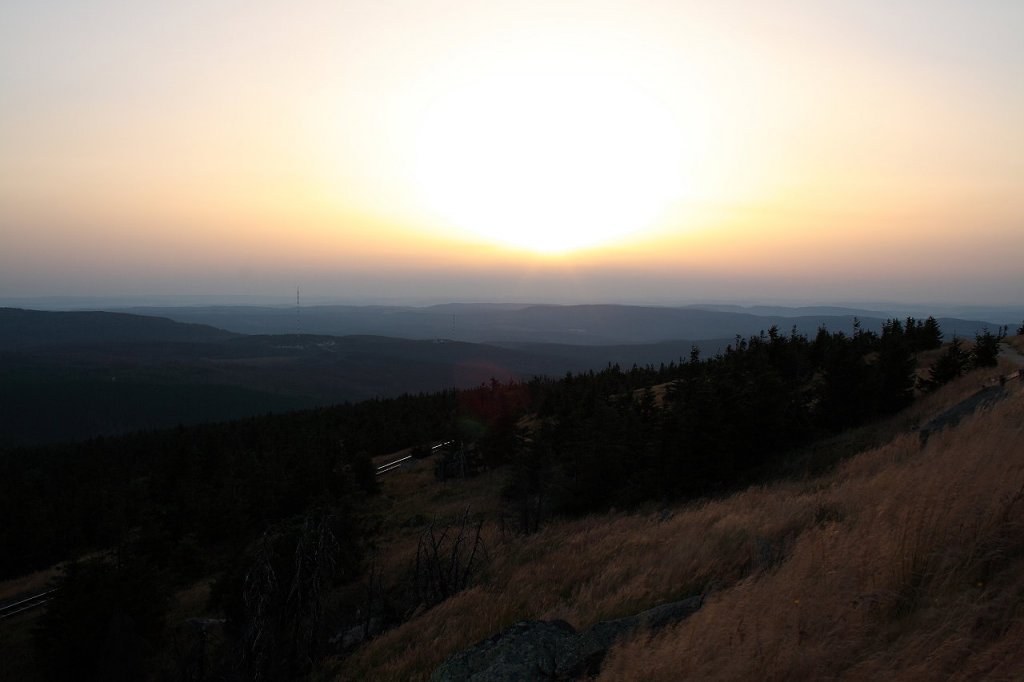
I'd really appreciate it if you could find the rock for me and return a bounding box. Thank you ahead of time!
[431,620,578,682]
[553,620,622,678]
[331,616,385,651]
[920,384,1006,443]
[431,596,703,681]
[633,595,703,629]
[556,596,703,677]
[182,617,225,632]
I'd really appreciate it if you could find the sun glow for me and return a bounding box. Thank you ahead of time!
[413,61,690,254]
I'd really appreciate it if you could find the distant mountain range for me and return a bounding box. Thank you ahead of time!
[122,302,999,345]
[0,304,1004,447]
[0,308,713,447]
[0,307,237,350]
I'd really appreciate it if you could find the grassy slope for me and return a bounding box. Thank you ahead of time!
[336,351,1024,680]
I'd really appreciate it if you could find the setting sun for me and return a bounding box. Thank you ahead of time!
[1,0,1021,302]
[413,57,690,254]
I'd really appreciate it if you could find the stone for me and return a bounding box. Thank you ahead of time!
[556,596,703,677]
[431,620,577,682]
[919,384,1006,443]
[331,616,385,651]
[431,596,703,681]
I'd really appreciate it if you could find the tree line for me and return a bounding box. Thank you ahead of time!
[494,318,1007,526]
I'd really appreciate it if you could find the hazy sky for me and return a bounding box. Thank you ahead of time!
[2,1,1022,305]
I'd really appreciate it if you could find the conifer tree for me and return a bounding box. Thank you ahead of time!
[925,337,969,388]
[904,316,943,352]
[971,327,1005,367]
[877,319,916,413]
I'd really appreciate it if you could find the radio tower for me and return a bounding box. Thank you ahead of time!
[296,285,301,344]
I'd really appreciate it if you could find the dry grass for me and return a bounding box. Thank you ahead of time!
[336,370,1024,681]
[341,485,829,680]
[363,461,508,580]
[600,377,1024,680]
[1003,335,1024,365]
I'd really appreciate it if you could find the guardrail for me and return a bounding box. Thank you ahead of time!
[376,454,413,475]
[0,588,59,621]
[375,440,454,476]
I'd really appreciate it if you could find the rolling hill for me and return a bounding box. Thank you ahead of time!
[1,305,1005,447]
[0,308,237,350]
[121,302,998,345]
[0,308,717,446]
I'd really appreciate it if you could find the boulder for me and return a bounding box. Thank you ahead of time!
[919,384,1006,443]
[555,596,703,677]
[632,595,703,629]
[331,616,385,651]
[431,620,578,681]
[431,596,702,681]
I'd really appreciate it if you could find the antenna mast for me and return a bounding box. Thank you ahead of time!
[296,285,301,342]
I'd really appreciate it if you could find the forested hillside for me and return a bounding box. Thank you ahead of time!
[0,308,718,447]
[0,317,1014,681]
[0,308,237,350]
[347,351,1024,680]
[123,302,998,345]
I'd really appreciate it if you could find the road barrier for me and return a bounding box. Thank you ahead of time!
[0,588,58,621]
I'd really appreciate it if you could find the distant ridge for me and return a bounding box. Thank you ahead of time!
[684,303,886,317]
[121,303,1000,345]
[0,306,1005,447]
[0,308,238,351]
[0,309,714,447]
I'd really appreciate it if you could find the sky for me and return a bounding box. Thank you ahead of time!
[2,0,1022,306]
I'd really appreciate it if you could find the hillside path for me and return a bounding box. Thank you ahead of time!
[1001,342,1024,367]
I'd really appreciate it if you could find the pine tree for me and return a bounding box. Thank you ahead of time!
[925,337,969,389]
[917,316,943,351]
[877,319,916,413]
[971,327,1005,368]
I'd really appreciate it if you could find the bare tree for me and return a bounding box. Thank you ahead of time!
[414,509,486,606]
[238,513,341,681]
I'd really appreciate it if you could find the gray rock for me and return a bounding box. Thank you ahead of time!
[556,596,703,677]
[431,596,702,681]
[331,616,385,651]
[553,620,621,678]
[920,384,1006,443]
[431,620,578,682]
[632,595,703,629]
